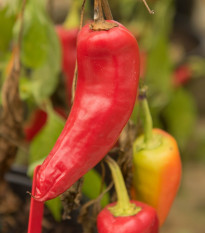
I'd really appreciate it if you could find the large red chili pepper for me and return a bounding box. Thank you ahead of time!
[132,90,182,226]
[97,156,159,233]
[56,26,78,105]
[34,19,140,202]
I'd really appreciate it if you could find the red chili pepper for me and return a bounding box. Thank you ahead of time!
[97,156,159,233]
[56,26,78,105]
[24,108,67,142]
[34,20,140,202]
[24,109,48,142]
[173,65,192,87]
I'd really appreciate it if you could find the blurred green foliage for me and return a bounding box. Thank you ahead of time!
[162,88,197,150]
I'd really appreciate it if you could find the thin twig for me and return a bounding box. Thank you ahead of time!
[17,0,27,49]
[80,181,113,212]
[99,161,106,194]
[14,0,27,72]
[94,0,104,22]
[142,0,154,14]
[102,0,113,20]
[71,0,87,103]
[80,0,87,29]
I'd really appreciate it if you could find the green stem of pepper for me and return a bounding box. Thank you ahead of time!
[139,87,162,149]
[105,156,141,217]
[141,97,153,145]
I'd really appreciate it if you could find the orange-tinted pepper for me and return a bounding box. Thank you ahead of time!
[132,91,182,226]
[132,128,182,225]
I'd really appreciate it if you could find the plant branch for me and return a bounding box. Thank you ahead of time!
[0,0,27,179]
[142,0,154,14]
[94,0,104,23]
[71,0,87,103]
[102,0,113,20]
[91,0,117,30]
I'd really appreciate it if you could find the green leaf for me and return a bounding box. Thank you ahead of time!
[28,109,65,221]
[30,22,61,102]
[162,88,197,150]
[46,197,62,222]
[19,9,61,103]
[19,2,48,68]
[0,7,15,53]
[29,109,65,164]
[27,158,44,177]
[0,0,21,15]
[142,0,175,110]
[146,34,173,103]
[82,169,110,207]
[63,0,81,29]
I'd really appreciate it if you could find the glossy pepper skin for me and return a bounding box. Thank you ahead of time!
[35,20,140,202]
[132,128,182,226]
[56,26,78,105]
[97,201,158,233]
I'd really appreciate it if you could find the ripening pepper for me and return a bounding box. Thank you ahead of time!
[132,92,182,226]
[97,156,159,233]
[34,17,140,202]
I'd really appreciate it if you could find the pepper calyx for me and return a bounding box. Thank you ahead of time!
[108,202,141,217]
[135,133,163,152]
[90,20,118,31]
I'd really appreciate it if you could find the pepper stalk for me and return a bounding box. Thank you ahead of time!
[105,156,141,217]
[91,0,117,31]
[139,86,162,149]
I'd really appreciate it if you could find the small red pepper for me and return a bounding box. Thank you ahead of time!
[24,107,67,142]
[24,109,47,142]
[34,19,140,202]
[97,156,159,233]
[56,26,78,105]
[173,65,192,87]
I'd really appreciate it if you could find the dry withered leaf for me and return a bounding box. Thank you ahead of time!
[60,178,84,220]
